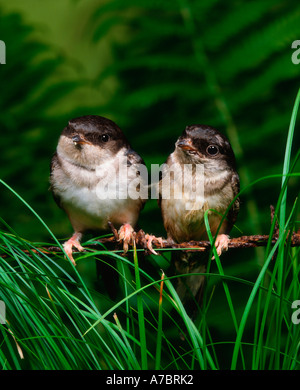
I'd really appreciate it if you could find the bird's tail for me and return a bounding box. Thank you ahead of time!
[95,240,120,300]
[172,251,207,318]
[95,255,119,299]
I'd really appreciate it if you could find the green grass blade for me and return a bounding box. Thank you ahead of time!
[155,271,164,370]
[133,241,147,369]
[275,88,300,368]
[231,200,298,369]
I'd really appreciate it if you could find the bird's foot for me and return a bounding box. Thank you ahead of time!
[212,234,229,259]
[108,221,119,241]
[136,229,163,255]
[63,233,84,266]
[118,223,135,253]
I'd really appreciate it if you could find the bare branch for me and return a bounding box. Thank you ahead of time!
[1,206,299,258]
[1,231,298,259]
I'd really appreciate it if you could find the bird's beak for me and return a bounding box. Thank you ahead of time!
[72,135,91,146]
[176,138,197,152]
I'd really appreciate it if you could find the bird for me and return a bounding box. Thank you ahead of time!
[50,115,148,266]
[159,124,240,315]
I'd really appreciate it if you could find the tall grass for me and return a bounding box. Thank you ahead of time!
[0,91,299,370]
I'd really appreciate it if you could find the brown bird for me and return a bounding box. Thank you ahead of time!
[159,124,240,315]
[50,115,148,265]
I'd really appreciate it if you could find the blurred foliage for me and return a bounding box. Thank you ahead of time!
[0,3,109,239]
[0,0,300,367]
[0,8,78,238]
[0,0,299,240]
[87,0,300,239]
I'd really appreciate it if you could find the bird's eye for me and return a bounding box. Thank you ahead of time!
[206,145,219,156]
[72,134,81,146]
[101,134,109,142]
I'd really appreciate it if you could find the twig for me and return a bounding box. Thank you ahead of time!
[1,232,299,259]
[1,206,299,258]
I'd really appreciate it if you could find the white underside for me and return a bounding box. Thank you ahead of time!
[53,146,144,232]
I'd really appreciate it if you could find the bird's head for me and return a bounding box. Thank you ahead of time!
[175,124,236,173]
[57,115,130,169]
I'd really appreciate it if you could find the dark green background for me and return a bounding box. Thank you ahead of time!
[0,0,300,369]
[0,0,299,312]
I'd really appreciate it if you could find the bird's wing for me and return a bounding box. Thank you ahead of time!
[49,152,63,209]
[125,148,145,167]
[125,149,148,208]
[157,155,172,208]
[226,171,240,232]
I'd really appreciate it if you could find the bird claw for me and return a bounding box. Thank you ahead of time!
[145,234,163,255]
[212,234,229,260]
[63,234,84,266]
[118,223,135,253]
[108,221,119,241]
[111,223,163,255]
[136,230,163,255]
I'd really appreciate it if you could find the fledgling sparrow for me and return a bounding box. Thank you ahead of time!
[159,124,240,314]
[50,115,147,265]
